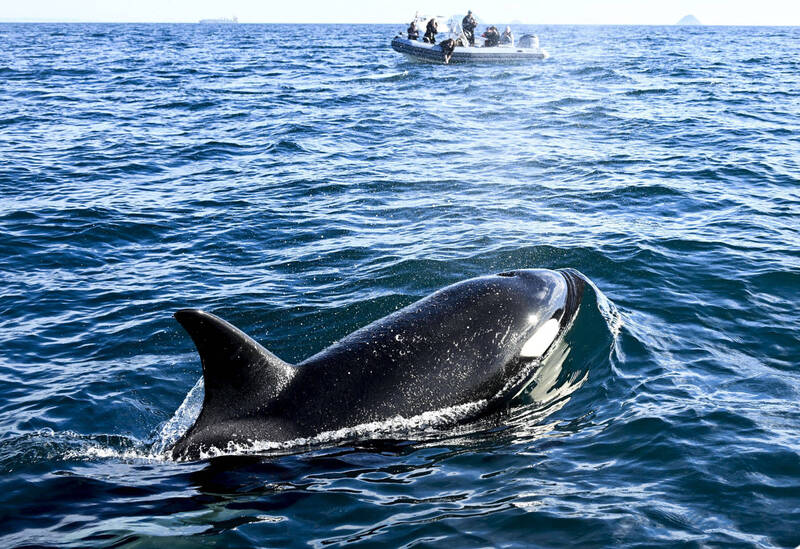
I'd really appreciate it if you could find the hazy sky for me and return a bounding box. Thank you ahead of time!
[2,0,799,25]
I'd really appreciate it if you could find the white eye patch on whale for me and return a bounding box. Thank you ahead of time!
[496,269,581,359]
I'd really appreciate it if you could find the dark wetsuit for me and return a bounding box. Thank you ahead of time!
[423,19,438,44]
[462,14,477,46]
[483,27,500,47]
[439,38,456,63]
[407,23,419,41]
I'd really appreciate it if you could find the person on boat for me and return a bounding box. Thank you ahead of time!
[500,26,513,45]
[439,37,457,64]
[407,20,419,41]
[482,25,500,47]
[462,10,477,46]
[424,18,438,44]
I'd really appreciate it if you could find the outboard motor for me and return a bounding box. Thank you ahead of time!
[518,34,539,49]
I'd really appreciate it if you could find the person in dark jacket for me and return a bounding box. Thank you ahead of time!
[439,37,457,63]
[423,18,438,44]
[462,10,477,46]
[407,20,419,40]
[482,25,500,47]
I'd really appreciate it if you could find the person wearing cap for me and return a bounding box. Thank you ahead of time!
[462,10,477,46]
[500,25,513,45]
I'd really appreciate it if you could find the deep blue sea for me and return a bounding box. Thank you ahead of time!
[1,22,799,547]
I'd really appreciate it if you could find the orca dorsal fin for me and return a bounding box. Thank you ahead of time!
[174,309,294,420]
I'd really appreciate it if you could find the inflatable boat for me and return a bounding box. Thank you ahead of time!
[391,34,547,64]
[393,13,548,64]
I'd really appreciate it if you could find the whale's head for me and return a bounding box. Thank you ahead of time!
[370,267,587,411]
[447,268,585,404]
[492,268,584,361]
[402,267,585,384]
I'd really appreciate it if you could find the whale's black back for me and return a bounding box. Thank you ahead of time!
[276,277,541,434]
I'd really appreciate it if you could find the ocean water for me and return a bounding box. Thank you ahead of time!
[0,21,799,547]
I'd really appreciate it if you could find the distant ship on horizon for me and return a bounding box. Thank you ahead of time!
[198,16,238,24]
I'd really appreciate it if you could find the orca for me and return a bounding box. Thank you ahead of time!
[169,268,584,460]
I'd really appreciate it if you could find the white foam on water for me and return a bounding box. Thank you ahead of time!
[59,397,490,462]
[153,377,205,454]
[361,70,408,80]
[50,431,168,463]
[64,445,167,462]
[57,378,206,463]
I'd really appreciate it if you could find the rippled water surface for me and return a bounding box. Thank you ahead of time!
[1,22,799,547]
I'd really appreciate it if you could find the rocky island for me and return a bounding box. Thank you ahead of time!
[677,14,702,25]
